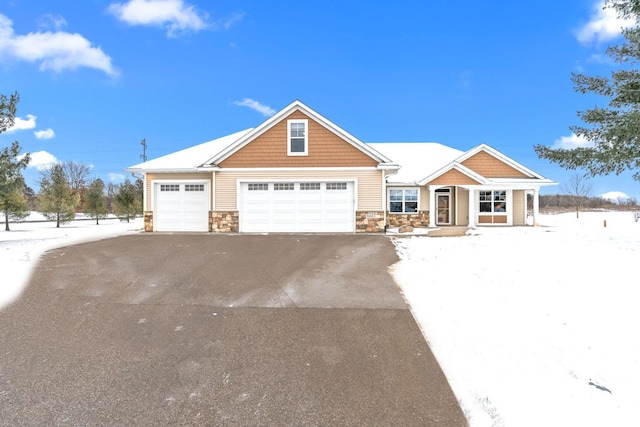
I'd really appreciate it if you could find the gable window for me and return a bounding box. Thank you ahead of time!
[288,119,308,156]
[389,188,418,213]
[479,190,507,213]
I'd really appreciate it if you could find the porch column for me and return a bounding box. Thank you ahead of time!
[532,188,540,226]
[468,187,476,228]
[429,187,436,227]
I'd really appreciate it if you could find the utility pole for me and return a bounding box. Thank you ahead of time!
[140,138,147,162]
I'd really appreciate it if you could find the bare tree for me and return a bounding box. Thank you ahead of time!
[561,173,593,218]
[62,160,91,210]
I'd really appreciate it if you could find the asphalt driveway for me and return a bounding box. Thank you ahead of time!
[0,234,466,426]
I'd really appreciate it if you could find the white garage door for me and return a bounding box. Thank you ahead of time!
[154,182,209,232]
[240,181,354,233]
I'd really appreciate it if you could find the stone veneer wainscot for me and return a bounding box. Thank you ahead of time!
[386,210,429,228]
[355,211,385,233]
[210,211,239,233]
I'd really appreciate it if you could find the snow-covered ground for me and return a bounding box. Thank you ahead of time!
[1,211,638,426]
[391,210,640,427]
[0,213,144,308]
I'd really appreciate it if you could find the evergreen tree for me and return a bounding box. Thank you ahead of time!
[85,178,108,224]
[38,163,79,227]
[0,91,20,133]
[113,178,140,222]
[1,90,31,231]
[1,186,30,230]
[535,0,640,181]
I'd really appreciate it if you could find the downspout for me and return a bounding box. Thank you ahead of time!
[382,170,387,231]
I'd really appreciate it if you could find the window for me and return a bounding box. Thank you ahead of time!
[288,119,308,155]
[248,183,268,191]
[274,183,294,191]
[160,184,180,191]
[389,188,418,213]
[479,190,507,213]
[300,182,321,190]
[185,184,204,191]
[326,182,347,190]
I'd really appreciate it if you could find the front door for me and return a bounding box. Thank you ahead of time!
[437,194,451,225]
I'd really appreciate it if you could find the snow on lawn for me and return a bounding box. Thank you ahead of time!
[390,210,640,427]
[1,211,639,426]
[1,213,143,309]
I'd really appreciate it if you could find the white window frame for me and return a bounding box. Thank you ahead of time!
[388,187,419,214]
[287,119,308,156]
[479,189,507,214]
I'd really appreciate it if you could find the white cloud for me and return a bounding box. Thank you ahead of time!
[553,133,593,149]
[25,150,58,170]
[107,0,209,37]
[0,14,118,77]
[216,12,245,30]
[600,190,630,202]
[34,128,55,140]
[576,1,635,45]
[233,98,276,117]
[38,14,68,31]
[109,172,126,183]
[5,114,37,133]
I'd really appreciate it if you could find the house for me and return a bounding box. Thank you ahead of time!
[125,100,555,233]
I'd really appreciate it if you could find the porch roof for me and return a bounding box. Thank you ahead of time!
[367,142,463,184]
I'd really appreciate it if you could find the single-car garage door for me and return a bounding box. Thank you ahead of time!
[240,181,354,233]
[154,182,209,232]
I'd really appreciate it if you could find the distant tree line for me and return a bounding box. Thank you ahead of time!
[1,91,142,231]
[537,194,638,210]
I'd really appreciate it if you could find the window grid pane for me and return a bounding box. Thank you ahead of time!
[300,182,321,190]
[326,182,347,190]
[248,183,268,191]
[160,184,180,191]
[274,183,294,191]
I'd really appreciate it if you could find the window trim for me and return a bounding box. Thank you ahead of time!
[388,187,419,214]
[287,119,308,156]
[479,189,507,214]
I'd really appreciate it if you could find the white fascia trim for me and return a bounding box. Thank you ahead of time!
[377,163,400,170]
[386,181,420,187]
[128,168,202,173]
[218,166,380,172]
[236,177,360,183]
[488,178,557,186]
[418,162,488,186]
[457,144,547,179]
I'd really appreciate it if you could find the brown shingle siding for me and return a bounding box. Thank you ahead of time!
[461,151,528,178]
[425,169,481,185]
[219,112,378,168]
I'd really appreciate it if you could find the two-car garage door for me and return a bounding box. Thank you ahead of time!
[240,181,355,233]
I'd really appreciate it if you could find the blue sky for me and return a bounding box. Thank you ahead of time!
[1,0,639,201]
